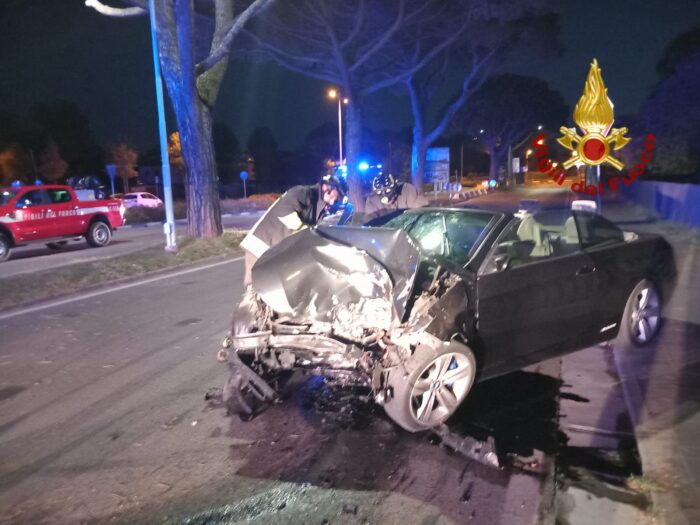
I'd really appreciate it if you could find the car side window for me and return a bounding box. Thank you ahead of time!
[46,189,72,204]
[480,210,581,275]
[574,211,624,249]
[16,190,45,208]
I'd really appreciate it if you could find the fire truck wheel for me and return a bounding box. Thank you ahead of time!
[0,233,10,262]
[86,220,112,248]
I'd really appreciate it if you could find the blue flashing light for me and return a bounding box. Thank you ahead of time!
[11,180,22,188]
[377,163,382,169]
[489,179,497,188]
[358,161,370,171]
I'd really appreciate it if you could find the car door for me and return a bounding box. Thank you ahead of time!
[12,189,53,241]
[475,209,603,374]
[573,211,641,338]
[45,187,81,236]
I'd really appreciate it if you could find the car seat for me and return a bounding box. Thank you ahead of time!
[516,215,550,257]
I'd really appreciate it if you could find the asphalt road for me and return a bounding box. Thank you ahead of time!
[0,253,558,524]
[0,212,263,279]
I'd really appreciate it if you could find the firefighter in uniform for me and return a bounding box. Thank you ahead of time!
[240,175,346,289]
[363,173,428,222]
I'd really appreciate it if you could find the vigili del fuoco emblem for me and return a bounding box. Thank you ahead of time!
[557,59,630,170]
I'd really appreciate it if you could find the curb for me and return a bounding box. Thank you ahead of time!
[123,210,263,229]
[448,187,493,201]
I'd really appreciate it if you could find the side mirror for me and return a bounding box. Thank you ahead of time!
[494,253,511,272]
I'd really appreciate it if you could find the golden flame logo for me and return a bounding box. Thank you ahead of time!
[557,59,630,170]
[573,59,614,134]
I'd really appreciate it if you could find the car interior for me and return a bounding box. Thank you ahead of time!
[483,208,634,274]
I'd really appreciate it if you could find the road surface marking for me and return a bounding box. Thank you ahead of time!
[0,256,244,321]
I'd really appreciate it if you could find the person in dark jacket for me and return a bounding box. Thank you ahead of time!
[240,175,346,287]
[363,173,428,222]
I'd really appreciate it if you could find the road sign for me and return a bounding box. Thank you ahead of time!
[425,147,450,184]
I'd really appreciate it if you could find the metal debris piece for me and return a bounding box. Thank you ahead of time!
[431,424,500,468]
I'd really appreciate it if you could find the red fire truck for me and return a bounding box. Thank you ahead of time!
[0,184,125,262]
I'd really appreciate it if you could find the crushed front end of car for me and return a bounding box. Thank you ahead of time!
[218,225,477,432]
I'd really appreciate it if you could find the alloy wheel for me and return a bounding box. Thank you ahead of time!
[409,352,473,426]
[630,285,660,344]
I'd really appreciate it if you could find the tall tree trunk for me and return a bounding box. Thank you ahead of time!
[171,0,222,237]
[411,134,427,189]
[488,145,500,182]
[344,101,364,212]
[407,79,427,190]
[178,101,222,237]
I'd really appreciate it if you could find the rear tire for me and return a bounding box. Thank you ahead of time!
[616,279,662,348]
[383,340,476,432]
[86,221,112,248]
[0,233,11,262]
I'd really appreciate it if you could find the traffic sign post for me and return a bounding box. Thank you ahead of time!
[240,170,248,199]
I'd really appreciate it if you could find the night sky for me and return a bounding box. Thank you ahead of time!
[1,0,698,152]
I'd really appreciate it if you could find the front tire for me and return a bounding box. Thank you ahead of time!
[0,233,11,262]
[616,279,661,347]
[86,221,112,248]
[383,340,476,432]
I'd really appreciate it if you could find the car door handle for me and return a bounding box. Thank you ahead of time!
[576,265,597,276]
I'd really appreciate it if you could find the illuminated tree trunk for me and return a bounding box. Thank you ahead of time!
[158,0,222,237]
[344,101,364,212]
[87,0,274,238]
[411,138,428,189]
[179,102,222,237]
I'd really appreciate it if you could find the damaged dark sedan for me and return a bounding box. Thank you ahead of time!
[218,205,674,432]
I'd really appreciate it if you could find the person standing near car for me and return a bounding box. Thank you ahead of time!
[240,174,346,290]
[362,173,428,222]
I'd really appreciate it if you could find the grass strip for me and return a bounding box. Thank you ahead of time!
[0,231,245,311]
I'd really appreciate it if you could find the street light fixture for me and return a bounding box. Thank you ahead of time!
[327,88,349,166]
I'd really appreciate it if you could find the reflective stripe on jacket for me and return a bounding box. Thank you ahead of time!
[241,184,327,258]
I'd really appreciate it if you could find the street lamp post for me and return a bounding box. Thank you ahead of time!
[327,89,348,166]
[149,0,176,252]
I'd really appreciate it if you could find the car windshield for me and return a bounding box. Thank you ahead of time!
[0,190,18,205]
[378,210,494,265]
[123,194,137,199]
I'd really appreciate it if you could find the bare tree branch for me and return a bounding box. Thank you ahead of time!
[349,0,404,73]
[363,21,468,95]
[197,0,276,74]
[196,0,233,106]
[340,0,365,49]
[425,48,496,144]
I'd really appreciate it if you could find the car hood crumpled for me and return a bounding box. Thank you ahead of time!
[251,226,420,339]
